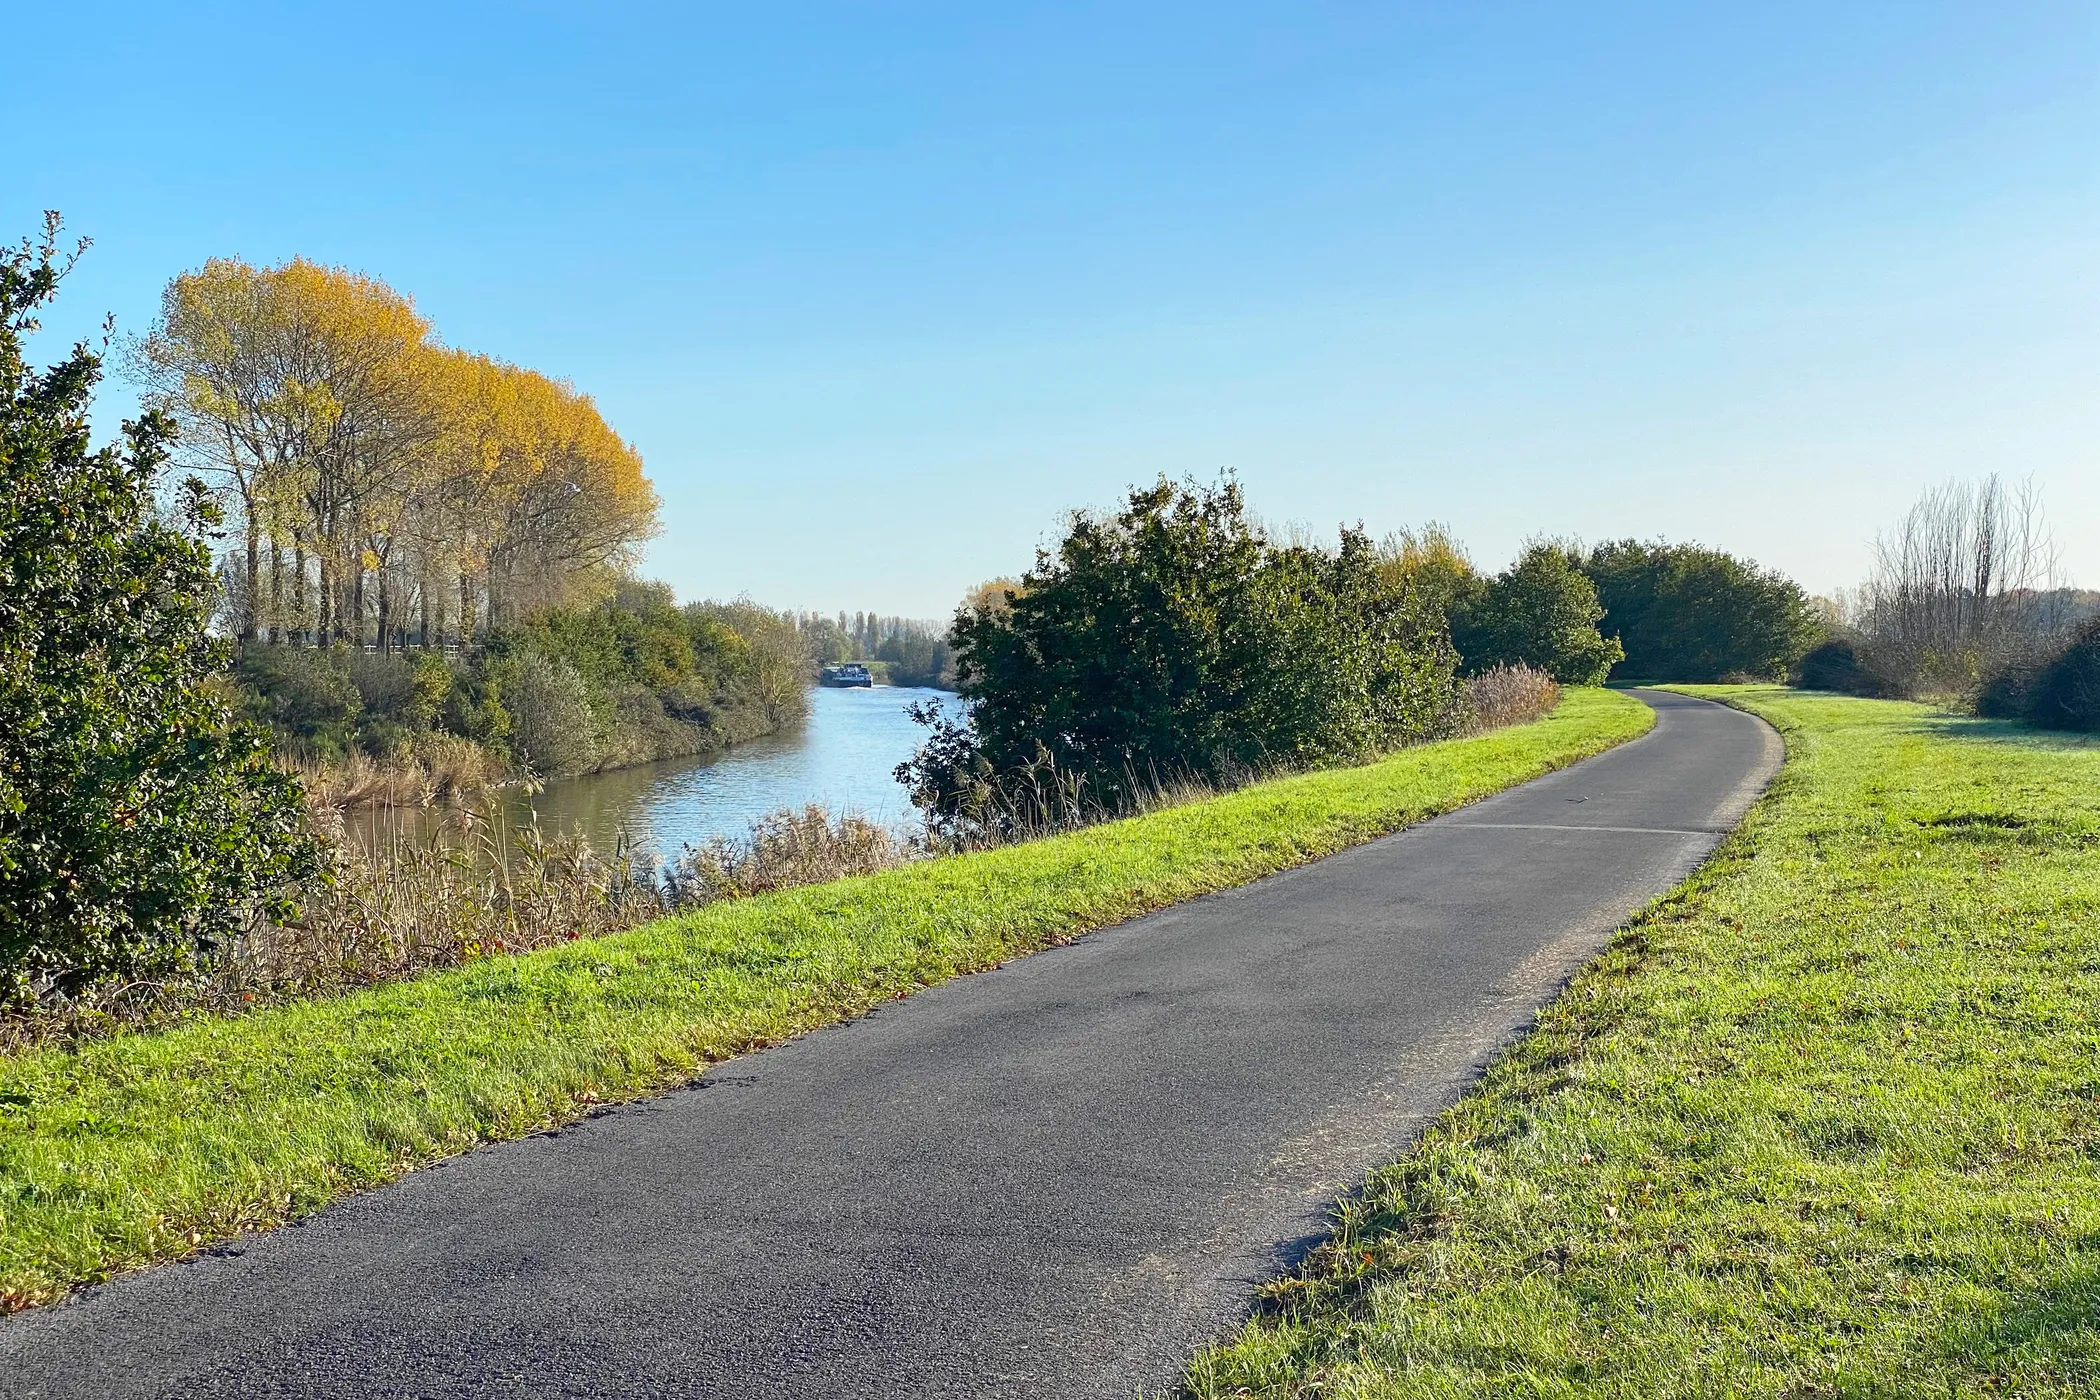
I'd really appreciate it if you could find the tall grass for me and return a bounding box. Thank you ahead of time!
[1458,663,1560,734]
[0,804,918,1051]
[289,732,509,810]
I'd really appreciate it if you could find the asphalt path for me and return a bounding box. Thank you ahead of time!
[2,691,1780,1399]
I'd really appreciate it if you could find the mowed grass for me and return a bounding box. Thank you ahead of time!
[0,689,1650,1311]
[1184,687,2100,1399]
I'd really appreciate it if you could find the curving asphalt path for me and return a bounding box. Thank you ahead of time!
[2,691,1780,1399]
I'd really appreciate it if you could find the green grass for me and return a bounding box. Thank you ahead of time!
[0,688,1649,1311]
[1183,687,2100,1399]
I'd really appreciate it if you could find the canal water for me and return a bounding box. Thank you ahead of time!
[357,685,959,859]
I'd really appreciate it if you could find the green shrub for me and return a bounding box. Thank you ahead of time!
[233,645,361,751]
[2026,623,2100,731]
[225,584,810,778]
[1797,638,1885,696]
[345,650,418,722]
[1455,543,1623,685]
[0,217,315,1000]
[1583,539,1821,681]
[902,477,1460,833]
[502,652,600,777]
[874,622,955,688]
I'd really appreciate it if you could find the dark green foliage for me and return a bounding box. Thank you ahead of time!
[1582,540,1822,681]
[1797,638,1885,697]
[230,580,809,776]
[900,478,1460,833]
[1454,543,1623,685]
[0,217,314,1000]
[873,623,954,689]
[232,646,362,750]
[1980,619,2100,732]
[2026,623,2100,731]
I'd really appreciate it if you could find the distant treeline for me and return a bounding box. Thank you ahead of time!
[899,477,1826,839]
[1387,528,1822,687]
[234,584,808,784]
[795,612,956,689]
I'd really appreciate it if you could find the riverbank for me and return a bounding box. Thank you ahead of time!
[0,688,1649,1311]
[1183,687,2100,1398]
[290,689,792,811]
[235,591,813,810]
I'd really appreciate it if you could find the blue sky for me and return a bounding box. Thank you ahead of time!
[12,2,2097,616]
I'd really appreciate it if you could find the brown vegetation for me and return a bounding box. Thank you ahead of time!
[0,802,916,1051]
[1855,474,2074,697]
[1459,663,1562,734]
[289,733,509,810]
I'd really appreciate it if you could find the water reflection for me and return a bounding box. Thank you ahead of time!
[350,685,959,858]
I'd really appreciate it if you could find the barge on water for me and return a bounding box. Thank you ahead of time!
[818,661,874,688]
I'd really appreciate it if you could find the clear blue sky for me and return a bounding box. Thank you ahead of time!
[13,2,2097,617]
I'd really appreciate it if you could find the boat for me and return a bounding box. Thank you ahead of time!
[818,662,874,688]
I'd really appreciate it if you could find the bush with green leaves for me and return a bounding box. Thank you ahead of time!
[1582,539,1821,681]
[874,623,955,688]
[500,652,602,778]
[899,477,1460,834]
[226,579,811,777]
[1454,543,1623,685]
[2025,622,2100,731]
[0,217,314,1001]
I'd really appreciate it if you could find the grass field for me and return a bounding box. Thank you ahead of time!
[0,688,1650,1312]
[1183,687,2100,1398]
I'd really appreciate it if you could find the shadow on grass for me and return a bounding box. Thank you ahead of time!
[1942,1251,2100,1383]
[1903,711,2100,755]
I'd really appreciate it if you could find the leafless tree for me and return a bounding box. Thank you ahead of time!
[1859,474,2070,696]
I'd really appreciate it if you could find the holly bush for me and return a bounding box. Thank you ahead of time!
[0,216,315,1002]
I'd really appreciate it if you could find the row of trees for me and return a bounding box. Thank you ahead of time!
[902,478,1830,836]
[1378,527,1819,686]
[131,257,659,650]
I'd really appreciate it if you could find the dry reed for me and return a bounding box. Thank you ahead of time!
[1460,664,1561,734]
[290,733,508,811]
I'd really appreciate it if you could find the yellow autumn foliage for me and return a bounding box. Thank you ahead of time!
[134,258,658,645]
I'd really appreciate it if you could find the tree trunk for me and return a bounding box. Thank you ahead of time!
[317,553,333,646]
[352,565,366,648]
[267,541,284,645]
[242,518,260,644]
[375,565,392,654]
[293,541,309,645]
[458,569,475,650]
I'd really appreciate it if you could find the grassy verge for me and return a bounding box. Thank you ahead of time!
[1184,687,2100,1398]
[0,689,1649,1312]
